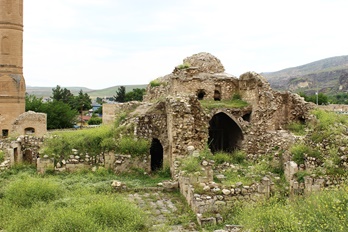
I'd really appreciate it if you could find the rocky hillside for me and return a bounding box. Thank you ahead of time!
[262,55,348,94]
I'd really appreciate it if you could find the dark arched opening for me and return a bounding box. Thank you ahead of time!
[150,138,163,171]
[242,113,251,122]
[208,112,243,153]
[297,117,306,124]
[25,127,35,135]
[214,90,221,101]
[197,89,206,100]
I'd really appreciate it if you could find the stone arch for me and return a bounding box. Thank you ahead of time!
[197,89,206,100]
[150,138,163,171]
[214,85,222,101]
[208,112,243,153]
[1,37,10,55]
[25,127,35,135]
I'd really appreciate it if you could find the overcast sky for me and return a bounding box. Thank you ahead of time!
[23,0,348,89]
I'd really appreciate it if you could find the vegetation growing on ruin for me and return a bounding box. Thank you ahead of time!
[42,126,114,160]
[149,79,162,87]
[176,62,191,69]
[288,109,348,175]
[116,136,150,156]
[286,121,306,135]
[199,99,249,109]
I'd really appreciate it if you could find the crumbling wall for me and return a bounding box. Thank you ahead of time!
[12,111,47,137]
[102,101,141,125]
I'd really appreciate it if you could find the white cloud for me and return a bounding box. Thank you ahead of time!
[23,0,348,89]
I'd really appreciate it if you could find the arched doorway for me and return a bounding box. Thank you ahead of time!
[25,127,35,135]
[208,112,243,153]
[150,138,163,171]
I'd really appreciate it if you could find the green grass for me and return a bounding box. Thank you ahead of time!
[180,156,202,174]
[232,187,348,231]
[0,150,4,163]
[0,165,177,232]
[286,121,306,135]
[199,99,249,109]
[43,126,115,161]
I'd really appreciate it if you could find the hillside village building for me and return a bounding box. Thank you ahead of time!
[0,0,46,137]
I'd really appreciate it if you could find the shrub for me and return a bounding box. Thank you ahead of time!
[294,170,309,182]
[4,176,62,207]
[42,126,113,161]
[176,63,190,69]
[181,156,202,173]
[286,121,306,135]
[149,80,161,87]
[116,136,150,156]
[88,116,102,125]
[290,144,309,165]
[232,93,242,100]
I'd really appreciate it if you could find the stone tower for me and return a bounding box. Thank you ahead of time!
[0,0,26,137]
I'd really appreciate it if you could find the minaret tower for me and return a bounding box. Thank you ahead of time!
[0,0,26,136]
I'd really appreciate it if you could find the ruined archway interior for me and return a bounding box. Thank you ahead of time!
[208,113,243,153]
[150,138,163,171]
[197,89,206,100]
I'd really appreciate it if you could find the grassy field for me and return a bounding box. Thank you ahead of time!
[0,165,199,232]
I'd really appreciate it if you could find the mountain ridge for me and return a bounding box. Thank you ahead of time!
[261,55,348,94]
[26,84,147,98]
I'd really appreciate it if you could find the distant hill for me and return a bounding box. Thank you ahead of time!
[26,84,148,98]
[261,55,348,95]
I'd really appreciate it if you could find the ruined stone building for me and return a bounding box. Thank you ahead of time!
[104,52,313,174]
[0,0,46,137]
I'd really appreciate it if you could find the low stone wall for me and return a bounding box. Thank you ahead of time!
[177,161,271,227]
[36,151,151,174]
[285,161,347,195]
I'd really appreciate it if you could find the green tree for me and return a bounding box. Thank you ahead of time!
[299,92,328,105]
[25,94,43,112]
[51,85,74,104]
[88,114,102,125]
[70,90,92,112]
[95,97,103,104]
[41,101,78,129]
[26,94,78,129]
[125,88,146,101]
[113,86,126,102]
